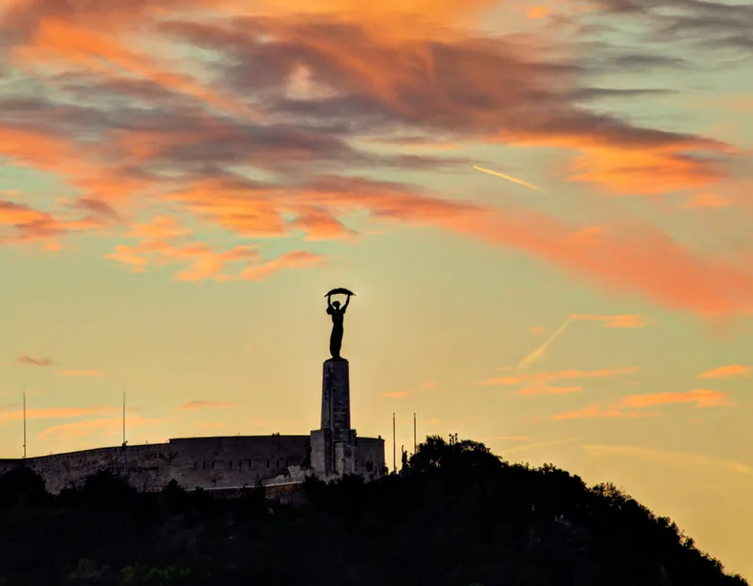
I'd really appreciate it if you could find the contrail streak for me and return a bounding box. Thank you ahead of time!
[473,165,545,193]
[518,317,573,370]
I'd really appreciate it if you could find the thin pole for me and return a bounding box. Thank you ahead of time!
[414,412,417,454]
[22,387,26,459]
[392,412,396,474]
[122,390,128,477]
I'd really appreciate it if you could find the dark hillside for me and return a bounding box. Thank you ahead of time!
[0,435,747,586]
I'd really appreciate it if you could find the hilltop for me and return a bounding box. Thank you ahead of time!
[0,435,747,586]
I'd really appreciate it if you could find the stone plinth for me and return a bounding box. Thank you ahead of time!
[334,442,355,475]
[321,358,351,440]
[311,358,356,475]
[309,429,331,473]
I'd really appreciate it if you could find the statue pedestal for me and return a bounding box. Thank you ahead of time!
[311,358,356,475]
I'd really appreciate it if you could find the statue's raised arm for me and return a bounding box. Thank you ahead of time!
[324,288,355,360]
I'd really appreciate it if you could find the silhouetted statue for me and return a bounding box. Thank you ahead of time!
[326,289,353,360]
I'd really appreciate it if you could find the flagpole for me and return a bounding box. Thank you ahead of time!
[413,412,416,455]
[23,386,27,459]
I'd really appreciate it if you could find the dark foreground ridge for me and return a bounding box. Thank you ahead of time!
[0,435,746,586]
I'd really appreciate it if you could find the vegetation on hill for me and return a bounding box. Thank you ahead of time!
[0,435,747,586]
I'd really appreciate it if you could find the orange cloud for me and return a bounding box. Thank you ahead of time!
[381,381,435,399]
[106,215,325,282]
[1,0,751,320]
[478,367,637,387]
[569,314,647,328]
[563,146,729,196]
[381,391,412,399]
[177,400,239,410]
[698,365,751,380]
[0,198,95,246]
[38,415,167,441]
[683,193,730,209]
[553,404,658,420]
[553,389,729,420]
[619,389,728,409]
[292,207,359,241]
[478,376,522,386]
[128,215,192,240]
[17,19,259,121]
[517,386,583,395]
[526,5,550,19]
[529,326,547,335]
[105,245,149,269]
[0,406,117,423]
[233,250,325,282]
[448,210,753,316]
[60,370,101,377]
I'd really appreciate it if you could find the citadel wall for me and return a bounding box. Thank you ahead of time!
[0,435,320,493]
[1,434,384,493]
[169,435,311,489]
[25,443,172,493]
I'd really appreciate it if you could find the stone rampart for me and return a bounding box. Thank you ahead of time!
[23,443,171,493]
[0,434,383,493]
[168,435,310,490]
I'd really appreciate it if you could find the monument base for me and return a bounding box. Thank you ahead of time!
[334,441,355,475]
[309,429,330,474]
[310,429,357,475]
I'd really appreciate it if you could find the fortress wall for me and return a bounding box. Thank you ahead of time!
[354,437,386,477]
[168,435,311,490]
[24,443,172,493]
[1,434,384,493]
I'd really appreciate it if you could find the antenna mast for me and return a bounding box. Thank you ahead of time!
[122,390,128,477]
[22,386,27,459]
[392,412,396,474]
[413,412,416,455]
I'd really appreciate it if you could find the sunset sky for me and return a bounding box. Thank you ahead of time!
[1,0,752,577]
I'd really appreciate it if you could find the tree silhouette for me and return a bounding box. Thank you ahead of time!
[0,438,747,586]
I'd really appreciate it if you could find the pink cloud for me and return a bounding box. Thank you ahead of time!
[683,193,731,209]
[381,381,435,399]
[698,365,751,380]
[448,209,753,317]
[570,314,647,328]
[106,215,325,282]
[38,415,167,441]
[60,370,101,376]
[478,367,637,387]
[553,389,729,420]
[0,406,117,422]
[517,386,583,395]
[0,0,750,320]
